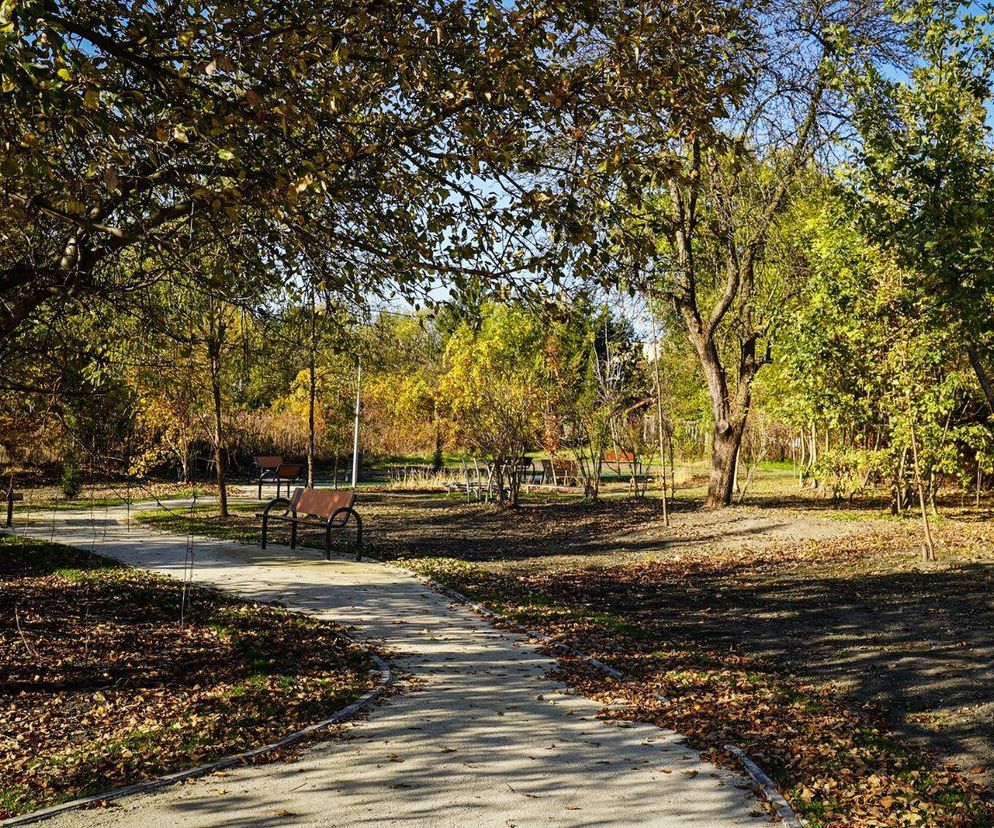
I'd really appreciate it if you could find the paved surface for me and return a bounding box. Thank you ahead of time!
[11,500,768,827]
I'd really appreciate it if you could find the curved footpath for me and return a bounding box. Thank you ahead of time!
[8,499,769,828]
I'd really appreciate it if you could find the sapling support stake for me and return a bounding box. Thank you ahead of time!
[909,421,936,562]
[102,499,110,542]
[648,288,669,526]
[180,538,195,626]
[14,606,39,661]
[978,461,983,509]
[49,494,57,543]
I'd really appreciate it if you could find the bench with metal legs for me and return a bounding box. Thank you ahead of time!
[255,462,306,500]
[258,487,363,560]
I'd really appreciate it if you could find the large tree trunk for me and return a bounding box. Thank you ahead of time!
[707,421,746,507]
[684,322,755,508]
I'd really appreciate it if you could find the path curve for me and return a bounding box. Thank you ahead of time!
[9,501,768,828]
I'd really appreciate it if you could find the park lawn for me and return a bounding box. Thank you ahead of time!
[132,491,994,827]
[0,535,377,819]
[136,502,263,545]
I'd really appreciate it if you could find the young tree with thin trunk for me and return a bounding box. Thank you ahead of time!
[306,288,318,489]
[204,303,230,518]
[649,339,670,524]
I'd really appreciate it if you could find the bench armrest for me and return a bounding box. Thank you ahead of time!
[327,505,361,528]
[258,497,291,518]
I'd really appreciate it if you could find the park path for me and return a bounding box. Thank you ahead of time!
[10,500,768,828]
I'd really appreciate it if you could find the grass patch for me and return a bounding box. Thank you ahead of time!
[0,533,377,819]
[135,504,260,544]
[15,487,212,512]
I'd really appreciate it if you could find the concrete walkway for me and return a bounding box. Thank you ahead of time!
[11,502,768,828]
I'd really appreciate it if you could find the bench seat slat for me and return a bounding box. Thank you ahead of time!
[264,515,331,528]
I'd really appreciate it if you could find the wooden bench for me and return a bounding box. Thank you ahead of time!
[255,461,306,499]
[5,480,23,529]
[599,451,649,484]
[258,487,363,560]
[254,455,283,475]
[602,450,636,465]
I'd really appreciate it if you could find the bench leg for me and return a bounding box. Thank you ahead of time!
[354,514,363,561]
[325,526,332,561]
[261,516,268,549]
[290,521,297,549]
[5,496,12,529]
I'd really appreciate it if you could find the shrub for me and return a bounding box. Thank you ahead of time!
[60,459,83,500]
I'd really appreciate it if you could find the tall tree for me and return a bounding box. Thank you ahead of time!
[0,0,580,342]
[552,0,899,506]
[847,0,994,413]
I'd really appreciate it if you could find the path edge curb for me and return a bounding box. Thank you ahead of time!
[369,556,625,677]
[0,651,392,828]
[724,745,805,828]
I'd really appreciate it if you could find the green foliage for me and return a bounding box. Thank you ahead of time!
[440,303,546,501]
[812,447,889,502]
[782,194,986,502]
[59,457,82,500]
[0,0,499,330]
[846,0,994,402]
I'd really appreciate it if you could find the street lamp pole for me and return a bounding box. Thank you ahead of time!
[351,356,362,488]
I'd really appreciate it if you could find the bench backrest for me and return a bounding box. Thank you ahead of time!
[290,487,356,523]
[603,450,635,464]
[255,455,283,471]
[541,457,578,483]
[276,463,305,479]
